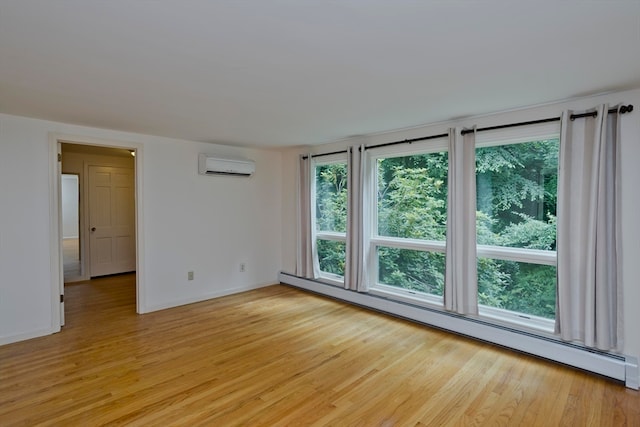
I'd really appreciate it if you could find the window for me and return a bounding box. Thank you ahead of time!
[476,138,559,324]
[369,140,448,303]
[313,158,348,282]
[363,132,558,328]
[304,126,560,331]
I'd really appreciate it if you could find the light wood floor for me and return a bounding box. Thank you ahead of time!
[1,275,639,426]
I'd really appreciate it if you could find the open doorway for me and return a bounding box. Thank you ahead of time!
[55,140,140,326]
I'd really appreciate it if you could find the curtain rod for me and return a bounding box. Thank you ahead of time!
[461,104,634,135]
[302,149,348,160]
[304,104,634,154]
[362,132,449,151]
[306,133,450,157]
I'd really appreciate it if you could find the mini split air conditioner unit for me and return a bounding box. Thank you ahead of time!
[198,154,255,177]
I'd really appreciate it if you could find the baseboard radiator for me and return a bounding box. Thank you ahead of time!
[279,272,639,389]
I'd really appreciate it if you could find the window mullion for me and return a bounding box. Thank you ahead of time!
[371,236,446,253]
[477,244,556,265]
[316,231,347,242]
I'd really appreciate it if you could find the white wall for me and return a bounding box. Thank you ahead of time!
[0,113,283,344]
[0,116,54,341]
[280,88,640,378]
[141,137,283,311]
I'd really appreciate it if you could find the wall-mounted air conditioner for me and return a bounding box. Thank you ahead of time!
[198,154,255,177]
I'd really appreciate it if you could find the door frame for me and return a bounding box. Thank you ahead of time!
[48,133,146,330]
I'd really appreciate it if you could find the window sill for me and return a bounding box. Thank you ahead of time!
[370,284,556,336]
[369,285,443,310]
[478,305,556,335]
[316,274,344,288]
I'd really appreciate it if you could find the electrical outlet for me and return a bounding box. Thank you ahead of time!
[239,263,246,273]
[187,271,194,280]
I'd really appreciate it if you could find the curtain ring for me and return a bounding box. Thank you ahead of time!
[620,105,633,114]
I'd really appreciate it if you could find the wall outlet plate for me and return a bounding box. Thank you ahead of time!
[188,271,194,280]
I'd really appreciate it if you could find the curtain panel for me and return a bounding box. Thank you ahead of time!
[295,154,315,279]
[444,128,478,315]
[345,145,369,291]
[556,105,623,351]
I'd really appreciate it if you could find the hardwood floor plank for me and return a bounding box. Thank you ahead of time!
[1,274,639,426]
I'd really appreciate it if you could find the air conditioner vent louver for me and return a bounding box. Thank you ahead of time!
[206,171,251,177]
[198,154,255,177]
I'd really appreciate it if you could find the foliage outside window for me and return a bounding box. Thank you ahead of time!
[314,161,347,279]
[476,138,559,320]
[367,136,558,325]
[374,151,448,297]
[311,134,558,328]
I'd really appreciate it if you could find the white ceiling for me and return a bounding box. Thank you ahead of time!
[1,1,639,148]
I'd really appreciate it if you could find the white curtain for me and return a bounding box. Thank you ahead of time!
[296,154,315,278]
[444,128,478,315]
[345,145,369,291]
[556,105,623,351]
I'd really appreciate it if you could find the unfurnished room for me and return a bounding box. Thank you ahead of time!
[1,1,640,425]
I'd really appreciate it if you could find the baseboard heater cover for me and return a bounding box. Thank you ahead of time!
[279,272,638,389]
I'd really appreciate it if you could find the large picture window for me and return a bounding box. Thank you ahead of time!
[299,106,624,352]
[313,159,348,282]
[475,137,559,325]
[306,128,560,329]
[369,140,448,302]
[364,131,558,329]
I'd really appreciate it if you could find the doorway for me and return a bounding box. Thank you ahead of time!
[54,139,141,327]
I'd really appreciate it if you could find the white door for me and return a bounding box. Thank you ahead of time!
[89,166,136,277]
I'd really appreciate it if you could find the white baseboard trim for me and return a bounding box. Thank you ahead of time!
[279,272,639,390]
[0,327,59,346]
[141,281,275,313]
[1,282,275,346]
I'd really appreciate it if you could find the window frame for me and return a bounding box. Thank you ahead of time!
[366,137,449,305]
[307,122,561,332]
[474,122,560,329]
[311,153,348,285]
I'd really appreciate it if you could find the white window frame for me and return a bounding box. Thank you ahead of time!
[474,121,560,331]
[366,137,449,306]
[363,123,560,332]
[312,154,348,285]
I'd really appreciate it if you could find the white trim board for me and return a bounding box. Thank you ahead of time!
[144,282,275,313]
[279,272,639,389]
[0,327,59,347]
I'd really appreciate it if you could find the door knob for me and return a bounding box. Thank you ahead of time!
[91,227,96,232]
